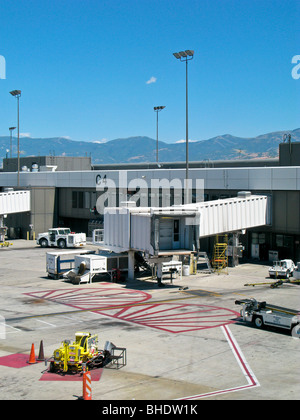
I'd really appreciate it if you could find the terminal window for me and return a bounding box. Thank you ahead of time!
[72,191,84,208]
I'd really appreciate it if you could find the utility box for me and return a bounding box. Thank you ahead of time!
[74,254,107,273]
[46,250,95,279]
[64,251,129,284]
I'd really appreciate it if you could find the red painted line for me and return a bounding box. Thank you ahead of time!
[144,320,234,326]
[119,304,187,321]
[0,353,43,368]
[183,383,256,400]
[178,325,260,400]
[113,304,157,319]
[138,313,235,323]
[222,325,257,386]
[40,368,103,382]
[23,288,239,334]
[111,306,133,318]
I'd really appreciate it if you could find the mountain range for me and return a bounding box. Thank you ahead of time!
[0,128,299,165]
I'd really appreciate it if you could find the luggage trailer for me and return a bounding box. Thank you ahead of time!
[235,298,300,336]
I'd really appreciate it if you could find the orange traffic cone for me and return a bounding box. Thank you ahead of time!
[37,340,45,361]
[27,343,37,364]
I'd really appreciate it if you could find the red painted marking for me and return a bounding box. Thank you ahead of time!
[40,368,103,382]
[95,303,239,333]
[24,287,239,334]
[24,287,152,311]
[0,353,42,368]
[179,325,260,400]
[222,323,257,386]
[183,383,256,400]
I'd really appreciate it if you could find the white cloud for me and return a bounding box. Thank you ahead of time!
[93,138,107,144]
[20,133,31,138]
[146,76,157,85]
[175,139,197,143]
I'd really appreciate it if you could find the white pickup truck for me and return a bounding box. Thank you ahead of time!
[268,259,295,279]
[37,228,86,249]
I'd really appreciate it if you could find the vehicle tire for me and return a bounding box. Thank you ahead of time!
[57,239,66,249]
[49,361,56,373]
[291,324,300,338]
[254,316,264,328]
[40,238,48,248]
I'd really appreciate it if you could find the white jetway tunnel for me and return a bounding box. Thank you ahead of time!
[103,193,270,280]
[0,190,30,215]
[104,193,270,254]
[0,190,31,242]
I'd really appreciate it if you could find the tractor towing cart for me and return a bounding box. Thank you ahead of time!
[37,228,86,249]
[235,298,300,336]
[47,332,126,374]
[268,259,295,279]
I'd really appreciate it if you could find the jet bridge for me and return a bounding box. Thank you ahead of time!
[0,190,30,215]
[103,192,270,279]
[0,190,31,243]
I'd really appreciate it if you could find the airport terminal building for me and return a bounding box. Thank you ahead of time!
[0,141,299,262]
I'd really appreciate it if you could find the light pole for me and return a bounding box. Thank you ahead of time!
[9,126,16,158]
[173,50,194,200]
[153,106,166,163]
[9,90,21,187]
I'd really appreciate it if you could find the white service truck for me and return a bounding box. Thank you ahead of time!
[235,298,300,337]
[37,228,86,249]
[268,259,295,279]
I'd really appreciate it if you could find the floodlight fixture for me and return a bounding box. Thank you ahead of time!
[185,50,194,57]
[173,50,194,61]
[179,51,187,57]
[173,52,181,59]
[154,106,166,163]
[9,90,21,97]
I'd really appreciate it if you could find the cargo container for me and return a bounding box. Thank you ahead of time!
[46,249,95,279]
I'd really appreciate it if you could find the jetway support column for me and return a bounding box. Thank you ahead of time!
[127,250,135,281]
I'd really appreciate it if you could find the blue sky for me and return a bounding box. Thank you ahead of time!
[0,0,299,144]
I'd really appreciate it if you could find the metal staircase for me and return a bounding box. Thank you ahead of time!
[212,235,228,274]
[198,252,213,274]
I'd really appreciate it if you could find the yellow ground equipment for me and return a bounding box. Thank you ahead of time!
[0,241,12,247]
[212,235,228,274]
[245,279,300,288]
[48,332,122,374]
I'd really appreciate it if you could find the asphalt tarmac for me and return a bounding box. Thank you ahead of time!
[0,240,299,401]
